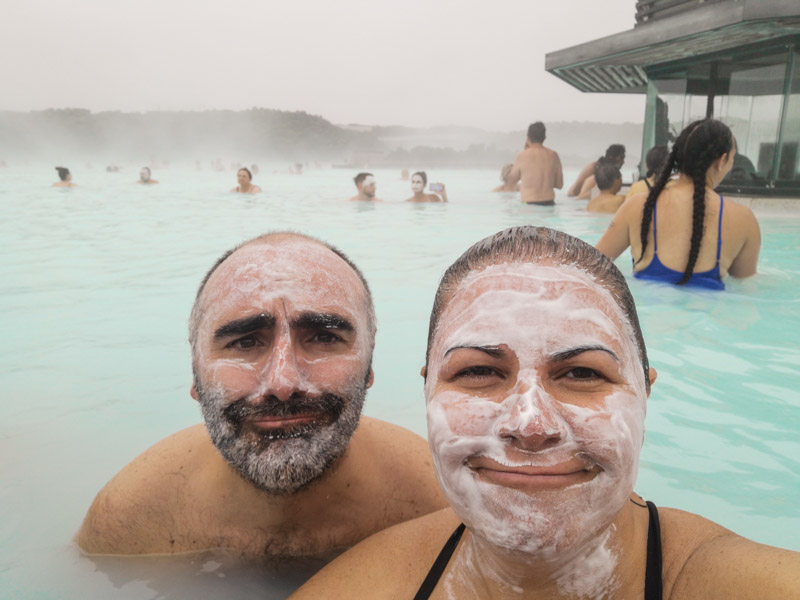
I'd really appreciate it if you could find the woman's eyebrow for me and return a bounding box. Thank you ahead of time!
[444,345,503,358]
[550,345,619,362]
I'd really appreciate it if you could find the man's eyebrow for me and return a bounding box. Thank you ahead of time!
[444,345,504,358]
[291,312,354,332]
[550,345,619,362]
[213,314,275,340]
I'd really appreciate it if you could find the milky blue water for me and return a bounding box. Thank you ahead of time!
[1,164,798,599]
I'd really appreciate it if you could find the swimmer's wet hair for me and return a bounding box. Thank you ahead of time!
[500,163,514,182]
[595,163,622,191]
[188,231,376,356]
[644,145,669,179]
[413,171,427,186]
[55,166,70,181]
[605,144,626,160]
[353,172,373,187]
[527,122,546,144]
[425,226,651,392]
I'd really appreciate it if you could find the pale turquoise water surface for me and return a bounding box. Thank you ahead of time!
[1,165,798,599]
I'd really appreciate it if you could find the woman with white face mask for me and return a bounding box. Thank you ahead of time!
[289,226,800,600]
[405,171,447,203]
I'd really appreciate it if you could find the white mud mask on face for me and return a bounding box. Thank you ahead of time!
[425,262,647,593]
[411,176,425,193]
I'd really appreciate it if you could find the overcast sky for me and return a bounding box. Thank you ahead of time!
[1,0,645,130]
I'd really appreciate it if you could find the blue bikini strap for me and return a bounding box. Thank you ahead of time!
[716,196,724,261]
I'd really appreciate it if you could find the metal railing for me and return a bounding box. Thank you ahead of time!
[635,0,729,25]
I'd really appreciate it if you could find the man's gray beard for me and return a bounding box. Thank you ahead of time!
[196,379,366,496]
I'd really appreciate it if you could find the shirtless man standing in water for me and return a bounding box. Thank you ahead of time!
[506,122,563,205]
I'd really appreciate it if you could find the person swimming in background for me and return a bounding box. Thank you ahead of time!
[626,145,670,200]
[405,171,447,203]
[505,122,563,205]
[491,164,520,192]
[401,168,410,181]
[289,226,800,600]
[52,166,77,188]
[250,163,260,175]
[137,166,159,184]
[587,163,626,213]
[348,172,383,201]
[569,143,626,199]
[596,119,761,290]
[230,167,262,194]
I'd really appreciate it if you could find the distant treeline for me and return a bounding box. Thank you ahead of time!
[0,108,642,168]
[0,108,380,162]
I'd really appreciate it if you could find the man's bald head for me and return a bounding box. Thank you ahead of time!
[188,232,376,358]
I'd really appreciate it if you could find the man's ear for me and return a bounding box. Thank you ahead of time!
[366,368,374,389]
[647,367,658,394]
[420,365,427,379]
[190,382,199,401]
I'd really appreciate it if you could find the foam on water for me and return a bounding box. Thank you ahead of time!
[1,164,798,598]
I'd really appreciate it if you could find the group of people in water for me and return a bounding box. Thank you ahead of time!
[52,165,159,187]
[347,171,448,203]
[73,121,796,596]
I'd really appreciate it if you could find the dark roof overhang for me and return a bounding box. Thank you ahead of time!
[545,0,800,94]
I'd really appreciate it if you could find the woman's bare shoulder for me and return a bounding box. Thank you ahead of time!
[659,507,800,599]
[289,508,461,599]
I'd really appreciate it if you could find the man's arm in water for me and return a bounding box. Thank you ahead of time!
[507,151,523,187]
[568,161,594,196]
[553,151,563,189]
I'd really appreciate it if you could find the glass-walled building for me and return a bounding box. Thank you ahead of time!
[546,0,800,197]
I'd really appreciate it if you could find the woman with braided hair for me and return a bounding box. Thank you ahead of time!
[596,119,760,290]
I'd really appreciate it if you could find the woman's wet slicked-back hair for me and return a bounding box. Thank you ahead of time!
[425,226,651,391]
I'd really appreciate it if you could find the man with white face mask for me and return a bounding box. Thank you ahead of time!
[76,232,446,560]
[290,227,800,599]
[348,172,383,201]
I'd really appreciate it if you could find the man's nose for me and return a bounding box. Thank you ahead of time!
[259,336,305,402]
[495,387,565,451]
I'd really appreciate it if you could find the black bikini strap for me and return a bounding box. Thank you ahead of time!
[412,523,466,600]
[645,501,663,600]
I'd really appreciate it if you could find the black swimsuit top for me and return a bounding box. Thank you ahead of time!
[413,500,663,600]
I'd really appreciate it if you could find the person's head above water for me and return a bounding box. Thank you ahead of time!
[411,171,427,193]
[527,122,546,144]
[644,145,669,179]
[139,166,152,182]
[353,172,376,198]
[637,119,735,284]
[237,167,253,186]
[595,163,622,192]
[604,144,626,167]
[55,166,70,181]
[187,231,377,495]
[423,225,654,569]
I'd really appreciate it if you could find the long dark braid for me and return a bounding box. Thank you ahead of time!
[676,119,733,284]
[635,119,727,275]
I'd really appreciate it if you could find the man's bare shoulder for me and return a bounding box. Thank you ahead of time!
[289,508,460,599]
[350,417,448,514]
[659,507,800,599]
[75,425,214,554]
